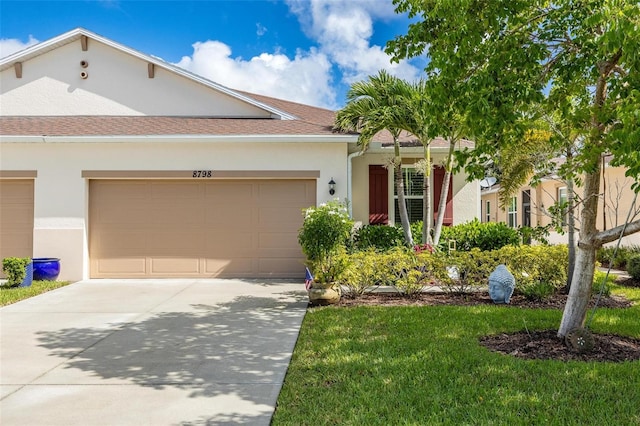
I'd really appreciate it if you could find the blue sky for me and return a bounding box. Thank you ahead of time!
[0,0,426,109]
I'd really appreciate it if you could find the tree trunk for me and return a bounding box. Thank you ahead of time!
[557,159,602,337]
[432,138,456,246]
[565,177,576,293]
[394,141,413,246]
[422,145,432,245]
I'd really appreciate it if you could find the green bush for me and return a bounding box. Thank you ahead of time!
[341,249,378,297]
[410,221,424,244]
[628,254,640,280]
[353,225,404,252]
[307,248,351,285]
[437,245,568,298]
[501,245,568,300]
[298,200,353,262]
[438,219,520,252]
[341,247,448,297]
[2,257,31,288]
[443,249,498,294]
[597,245,640,270]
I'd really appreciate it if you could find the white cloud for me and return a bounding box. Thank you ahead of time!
[176,41,336,109]
[286,0,421,83]
[174,0,420,109]
[256,23,267,37]
[0,35,39,59]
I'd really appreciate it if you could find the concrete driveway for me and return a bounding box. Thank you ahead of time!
[0,279,308,425]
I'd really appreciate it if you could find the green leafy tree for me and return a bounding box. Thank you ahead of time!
[334,70,415,246]
[387,0,640,337]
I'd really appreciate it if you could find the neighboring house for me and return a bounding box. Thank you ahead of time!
[481,159,640,246]
[0,28,479,281]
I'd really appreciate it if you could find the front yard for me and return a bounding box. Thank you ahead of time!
[272,284,640,425]
[0,280,73,306]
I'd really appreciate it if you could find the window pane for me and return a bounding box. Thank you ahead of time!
[394,198,423,224]
[393,168,424,197]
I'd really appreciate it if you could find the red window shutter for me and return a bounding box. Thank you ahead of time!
[368,165,388,224]
[433,166,454,226]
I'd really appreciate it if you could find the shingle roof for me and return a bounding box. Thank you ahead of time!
[0,115,335,137]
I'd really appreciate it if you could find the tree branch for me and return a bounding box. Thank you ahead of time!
[594,218,640,246]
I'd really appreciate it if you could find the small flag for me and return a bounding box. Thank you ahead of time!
[305,267,314,291]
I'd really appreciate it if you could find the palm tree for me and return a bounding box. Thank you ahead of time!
[399,79,433,245]
[334,70,414,246]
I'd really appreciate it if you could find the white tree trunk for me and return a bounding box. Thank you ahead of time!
[396,162,414,246]
[433,139,456,246]
[558,156,601,338]
[422,145,432,245]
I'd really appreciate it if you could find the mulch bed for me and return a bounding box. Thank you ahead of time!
[324,278,640,363]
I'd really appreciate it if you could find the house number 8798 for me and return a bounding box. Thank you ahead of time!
[192,170,212,178]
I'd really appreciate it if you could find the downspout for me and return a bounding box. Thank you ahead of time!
[347,150,364,218]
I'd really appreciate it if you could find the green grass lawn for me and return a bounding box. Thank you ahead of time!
[273,285,640,425]
[0,280,73,306]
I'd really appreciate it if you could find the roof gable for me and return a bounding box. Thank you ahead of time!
[0,28,296,119]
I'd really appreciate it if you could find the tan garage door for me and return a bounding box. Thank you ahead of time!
[89,179,315,278]
[0,179,34,277]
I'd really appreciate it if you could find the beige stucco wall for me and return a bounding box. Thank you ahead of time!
[351,151,479,226]
[0,40,268,117]
[480,165,640,246]
[0,140,347,280]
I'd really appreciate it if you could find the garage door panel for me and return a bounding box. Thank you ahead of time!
[148,231,205,251]
[258,232,299,250]
[206,208,253,226]
[258,258,304,277]
[149,257,201,274]
[0,180,34,272]
[258,206,303,229]
[1,205,34,226]
[256,181,311,202]
[93,181,148,199]
[94,231,148,250]
[90,179,315,278]
[149,205,205,226]
[205,183,253,201]
[151,182,202,200]
[95,205,150,225]
[94,257,147,275]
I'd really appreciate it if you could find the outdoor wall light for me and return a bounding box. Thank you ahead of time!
[328,178,336,196]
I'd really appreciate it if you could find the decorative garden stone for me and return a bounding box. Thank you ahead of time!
[488,264,515,304]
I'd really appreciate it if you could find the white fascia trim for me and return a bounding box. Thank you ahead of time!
[0,28,298,121]
[364,146,453,155]
[0,134,358,143]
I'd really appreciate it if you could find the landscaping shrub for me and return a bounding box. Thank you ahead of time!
[438,219,520,252]
[298,200,353,261]
[341,249,378,297]
[1,257,31,288]
[441,249,492,294]
[352,224,405,252]
[628,254,640,280]
[597,245,640,270]
[338,242,570,300]
[501,245,568,300]
[437,245,568,298]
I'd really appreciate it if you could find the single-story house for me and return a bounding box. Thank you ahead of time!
[0,28,479,281]
[481,158,639,246]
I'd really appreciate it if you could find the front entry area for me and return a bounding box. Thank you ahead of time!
[89,179,315,278]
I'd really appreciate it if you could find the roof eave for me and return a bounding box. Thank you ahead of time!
[0,134,357,143]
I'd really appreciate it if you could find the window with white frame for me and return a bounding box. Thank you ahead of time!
[485,200,491,223]
[393,167,424,224]
[507,196,517,228]
[557,187,568,226]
